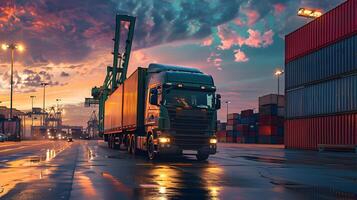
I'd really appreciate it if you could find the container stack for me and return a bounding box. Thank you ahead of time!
[237,109,259,143]
[285,0,357,150]
[258,94,284,144]
[226,113,240,143]
[216,121,227,142]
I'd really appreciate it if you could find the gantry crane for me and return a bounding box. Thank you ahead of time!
[85,15,136,135]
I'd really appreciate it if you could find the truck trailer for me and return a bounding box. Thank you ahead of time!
[104,63,221,160]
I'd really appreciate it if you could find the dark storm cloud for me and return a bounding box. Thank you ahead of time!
[0,0,243,65]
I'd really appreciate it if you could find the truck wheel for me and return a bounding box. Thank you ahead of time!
[147,135,157,160]
[127,135,132,154]
[196,153,209,161]
[131,136,136,155]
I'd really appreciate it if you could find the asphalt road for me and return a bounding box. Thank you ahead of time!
[0,140,356,200]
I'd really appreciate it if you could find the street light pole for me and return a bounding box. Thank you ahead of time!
[274,69,284,108]
[225,101,231,123]
[41,83,49,126]
[30,95,36,137]
[2,43,25,119]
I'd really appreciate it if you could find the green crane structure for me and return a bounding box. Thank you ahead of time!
[85,15,136,135]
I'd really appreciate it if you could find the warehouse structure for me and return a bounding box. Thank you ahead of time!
[285,0,357,150]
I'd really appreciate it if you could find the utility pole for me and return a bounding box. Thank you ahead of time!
[225,101,231,123]
[2,43,25,119]
[274,69,284,108]
[30,96,36,137]
[41,83,49,126]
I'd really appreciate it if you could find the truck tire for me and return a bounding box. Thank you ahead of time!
[127,135,132,154]
[131,136,136,155]
[196,153,209,161]
[147,135,157,160]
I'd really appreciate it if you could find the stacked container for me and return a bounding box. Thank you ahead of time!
[237,109,259,143]
[226,113,241,142]
[258,94,285,144]
[285,0,357,150]
[216,120,227,142]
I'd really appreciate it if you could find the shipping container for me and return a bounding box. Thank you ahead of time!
[227,113,240,120]
[104,68,147,133]
[285,0,357,63]
[259,115,284,125]
[286,35,357,89]
[258,136,284,144]
[259,125,279,136]
[286,73,357,118]
[241,109,254,117]
[259,94,285,107]
[285,113,357,150]
[259,104,278,116]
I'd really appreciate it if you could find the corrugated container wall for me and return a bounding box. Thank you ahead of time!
[286,74,357,118]
[285,0,357,63]
[285,0,357,150]
[286,35,357,89]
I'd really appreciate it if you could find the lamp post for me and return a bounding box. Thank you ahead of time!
[274,69,284,108]
[2,43,25,119]
[30,95,36,136]
[225,101,231,123]
[56,98,61,112]
[297,8,323,19]
[41,82,49,126]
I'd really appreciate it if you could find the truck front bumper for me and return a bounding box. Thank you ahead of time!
[157,143,217,155]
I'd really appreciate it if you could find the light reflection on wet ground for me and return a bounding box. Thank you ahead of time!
[1,140,357,200]
[0,141,72,198]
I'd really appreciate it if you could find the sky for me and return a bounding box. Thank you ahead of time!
[0,0,346,126]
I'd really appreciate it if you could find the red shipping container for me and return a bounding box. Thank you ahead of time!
[236,124,249,132]
[259,125,278,136]
[227,113,240,120]
[226,135,234,143]
[285,113,357,150]
[260,115,284,125]
[241,109,254,117]
[216,130,226,138]
[227,119,238,125]
[285,0,357,63]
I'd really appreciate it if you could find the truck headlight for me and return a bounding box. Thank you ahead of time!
[158,137,170,143]
[210,138,217,144]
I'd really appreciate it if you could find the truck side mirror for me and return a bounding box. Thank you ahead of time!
[149,88,158,105]
[216,94,221,109]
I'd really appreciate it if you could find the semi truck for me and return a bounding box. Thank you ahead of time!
[104,63,221,160]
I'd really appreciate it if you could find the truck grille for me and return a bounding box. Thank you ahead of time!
[167,108,213,134]
[174,135,209,149]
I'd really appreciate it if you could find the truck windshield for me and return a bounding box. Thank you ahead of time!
[164,89,214,109]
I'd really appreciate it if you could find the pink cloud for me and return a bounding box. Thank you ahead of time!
[234,49,249,62]
[245,29,274,48]
[217,25,245,50]
[201,36,213,46]
[244,9,260,26]
[274,3,286,14]
[234,18,244,26]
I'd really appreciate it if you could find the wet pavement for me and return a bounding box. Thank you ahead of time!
[0,140,356,200]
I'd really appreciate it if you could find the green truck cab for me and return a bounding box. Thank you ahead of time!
[104,63,221,161]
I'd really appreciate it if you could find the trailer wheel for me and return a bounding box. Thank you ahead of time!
[130,136,136,155]
[147,135,157,160]
[127,135,132,154]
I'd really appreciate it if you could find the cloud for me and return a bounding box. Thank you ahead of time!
[234,49,249,62]
[273,3,286,14]
[245,29,274,48]
[201,36,213,46]
[217,25,245,50]
[60,71,70,77]
[243,9,260,26]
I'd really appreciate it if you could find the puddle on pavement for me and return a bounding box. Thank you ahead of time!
[239,155,285,164]
[0,144,70,198]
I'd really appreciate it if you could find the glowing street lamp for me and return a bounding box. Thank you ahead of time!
[274,69,284,106]
[297,8,323,19]
[2,43,25,119]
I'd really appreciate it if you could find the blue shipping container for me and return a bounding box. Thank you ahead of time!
[286,73,357,118]
[259,104,278,116]
[285,35,357,89]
